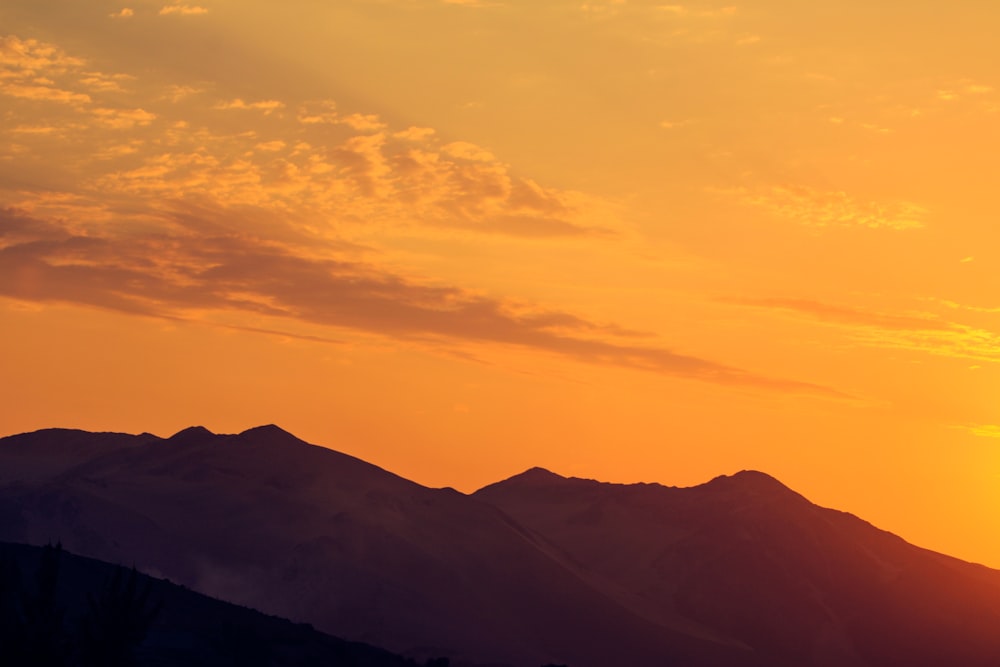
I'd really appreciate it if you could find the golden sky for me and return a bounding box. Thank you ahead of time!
[3,0,1000,566]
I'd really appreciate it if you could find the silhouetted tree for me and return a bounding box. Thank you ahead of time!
[423,658,450,667]
[17,542,71,667]
[78,565,162,667]
[0,550,26,661]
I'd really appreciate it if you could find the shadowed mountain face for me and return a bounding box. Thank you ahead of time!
[2,427,1000,666]
[475,468,1000,667]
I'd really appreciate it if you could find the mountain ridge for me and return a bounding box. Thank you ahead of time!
[2,425,1000,666]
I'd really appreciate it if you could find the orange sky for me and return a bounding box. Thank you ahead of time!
[3,0,1000,567]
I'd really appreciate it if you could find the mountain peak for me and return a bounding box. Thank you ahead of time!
[167,425,215,442]
[703,469,802,499]
[236,424,304,446]
[240,424,292,437]
[476,466,568,495]
[511,466,567,483]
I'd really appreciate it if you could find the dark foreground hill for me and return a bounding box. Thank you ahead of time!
[0,541,424,666]
[2,425,1000,666]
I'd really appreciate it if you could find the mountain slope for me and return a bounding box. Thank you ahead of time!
[475,468,1000,667]
[0,426,751,667]
[0,540,421,667]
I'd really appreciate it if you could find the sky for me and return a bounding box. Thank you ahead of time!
[3,0,1000,567]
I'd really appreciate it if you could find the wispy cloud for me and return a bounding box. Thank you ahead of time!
[91,107,157,129]
[159,5,209,16]
[935,79,995,103]
[79,103,611,238]
[724,297,956,332]
[0,37,591,273]
[214,98,284,114]
[338,113,387,132]
[0,207,837,396]
[80,71,133,93]
[724,185,927,230]
[727,296,1000,365]
[0,83,91,104]
[659,119,693,130]
[953,424,1000,439]
[0,35,84,73]
[0,32,843,398]
[394,126,436,141]
[932,298,1000,315]
[657,5,738,19]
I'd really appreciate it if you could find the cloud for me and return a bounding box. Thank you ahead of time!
[164,84,201,102]
[932,298,1000,315]
[0,206,838,396]
[0,83,91,104]
[727,296,1000,365]
[954,424,1000,439]
[0,35,84,73]
[443,141,498,162]
[80,72,133,92]
[935,79,996,103]
[725,185,927,230]
[723,297,957,332]
[109,8,134,19]
[338,113,386,132]
[215,98,285,114]
[394,126,436,141]
[966,84,993,94]
[5,30,583,247]
[159,5,209,16]
[295,103,386,132]
[332,132,392,198]
[255,140,287,153]
[0,34,851,398]
[83,96,608,238]
[91,107,157,128]
[9,125,61,135]
[658,5,738,18]
[297,101,339,125]
[0,35,138,112]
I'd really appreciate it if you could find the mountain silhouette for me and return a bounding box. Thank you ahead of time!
[0,426,740,666]
[476,468,1000,666]
[2,426,1000,666]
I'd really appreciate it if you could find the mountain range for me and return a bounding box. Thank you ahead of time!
[2,425,999,666]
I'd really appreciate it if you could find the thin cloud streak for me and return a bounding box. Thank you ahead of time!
[722,186,928,231]
[724,297,958,331]
[725,295,1000,365]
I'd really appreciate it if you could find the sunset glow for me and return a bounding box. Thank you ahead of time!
[3,1,1000,567]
